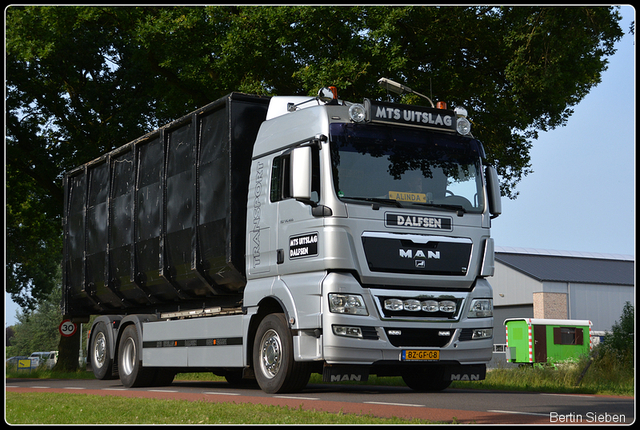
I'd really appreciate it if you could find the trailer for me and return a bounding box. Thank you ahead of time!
[504,318,593,364]
[63,82,502,393]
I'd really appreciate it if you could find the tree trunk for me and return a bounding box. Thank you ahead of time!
[53,328,80,372]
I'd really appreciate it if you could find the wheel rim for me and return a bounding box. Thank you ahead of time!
[121,337,136,376]
[93,332,107,369]
[259,328,282,379]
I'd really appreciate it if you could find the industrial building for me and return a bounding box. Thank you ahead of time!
[489,247,634,364]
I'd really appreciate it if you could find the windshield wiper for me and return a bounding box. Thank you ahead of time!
[341,196,404,208]
[414,202,467,216]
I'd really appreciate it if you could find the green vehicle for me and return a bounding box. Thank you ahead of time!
[504,318,592,364]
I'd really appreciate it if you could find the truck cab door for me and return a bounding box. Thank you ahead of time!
[271,145,322,274]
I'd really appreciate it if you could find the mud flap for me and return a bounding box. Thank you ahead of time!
[444,364,486,382]
[323,365,370,383]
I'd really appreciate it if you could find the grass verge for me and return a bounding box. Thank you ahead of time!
[5,392,437,424]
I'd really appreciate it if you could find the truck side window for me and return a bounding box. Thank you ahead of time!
[270,154,291,202]
[270,147,320,204]
[310,146,320,203]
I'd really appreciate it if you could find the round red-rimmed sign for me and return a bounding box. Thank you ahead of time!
[59,319,77,337]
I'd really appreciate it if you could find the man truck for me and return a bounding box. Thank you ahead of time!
[62,80,501,393]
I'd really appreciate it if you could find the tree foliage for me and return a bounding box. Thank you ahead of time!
[599,302,634,365]
[6,6,624,309]
[6,287,63,357]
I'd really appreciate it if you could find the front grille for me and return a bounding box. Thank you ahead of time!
[384,328,453,347]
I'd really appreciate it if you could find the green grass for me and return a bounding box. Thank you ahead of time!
[5,367,96,380]
[5,392,437,424]
[451,353,634,397]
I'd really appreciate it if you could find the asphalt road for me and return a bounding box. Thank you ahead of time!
[6,377,634,424]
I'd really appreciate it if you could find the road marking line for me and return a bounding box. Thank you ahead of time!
[147,389,179,393]
[102,388,128,391]
[274,395,320,400]
[488,409,549,417]
[203,392,241,396]
[364,401,424,408]
[29,386,51,389]
[62,387,86,389]
[540,393,590,398]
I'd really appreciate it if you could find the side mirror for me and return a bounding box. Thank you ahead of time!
[485,166,502,219]
[290,146,312,201]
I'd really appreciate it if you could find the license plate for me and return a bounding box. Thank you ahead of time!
[402,350,440,361]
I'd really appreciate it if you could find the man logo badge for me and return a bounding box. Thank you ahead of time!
[399,249,440,259]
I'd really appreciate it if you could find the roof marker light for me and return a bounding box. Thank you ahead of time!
[454,106,471,135]
[348,103,366,122]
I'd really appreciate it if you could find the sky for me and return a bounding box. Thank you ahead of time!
[4,6,635,327]
[491,5,635,257]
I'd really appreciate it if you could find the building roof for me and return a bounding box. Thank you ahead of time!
[495,247,635,286]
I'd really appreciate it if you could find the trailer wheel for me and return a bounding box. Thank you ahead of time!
[118,325,154,387]
[91,322,115,380]
[253,313,311,394]
[402,366,452,392]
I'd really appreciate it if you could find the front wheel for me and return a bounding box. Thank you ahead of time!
[402,366,452,392]
[252,313,311,394]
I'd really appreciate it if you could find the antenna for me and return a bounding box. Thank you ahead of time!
[377,78,435,108]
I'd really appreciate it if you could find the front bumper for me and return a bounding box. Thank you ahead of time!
[321,272,494,367]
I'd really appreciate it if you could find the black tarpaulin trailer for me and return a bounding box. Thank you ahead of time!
[62,93,270,319]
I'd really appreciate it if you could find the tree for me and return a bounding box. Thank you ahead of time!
[6,5,624,331]
[6,287,62,358]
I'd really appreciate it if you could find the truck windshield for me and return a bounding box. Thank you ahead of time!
[329,123,485,213]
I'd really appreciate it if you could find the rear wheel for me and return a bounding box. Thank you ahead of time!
[151,369,176,387]
[253,313,311,394]
[118,325,155,387]
[91,322,115,380]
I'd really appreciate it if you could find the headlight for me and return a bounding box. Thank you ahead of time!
[472,328,493,339]
[439,300,457,313]
[333,325,363,338]
[384,299,403,311]
[468,299,493,318]
[422,300,439,312]
[403,299,422,312]
[329,293,368,315]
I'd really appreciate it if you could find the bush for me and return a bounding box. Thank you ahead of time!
[598,302,634,367]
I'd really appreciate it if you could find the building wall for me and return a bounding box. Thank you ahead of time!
[533,292,568,319]
[493,304,533,345]
[491,262,543,307]
[568,283,634,332]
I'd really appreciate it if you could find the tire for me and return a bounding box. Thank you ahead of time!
[224,369,257,387]
[118,325,155,388]
[91,322,115,380]
[402,366,452,392]
[252,313,311,394]
[151,369,175,387]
